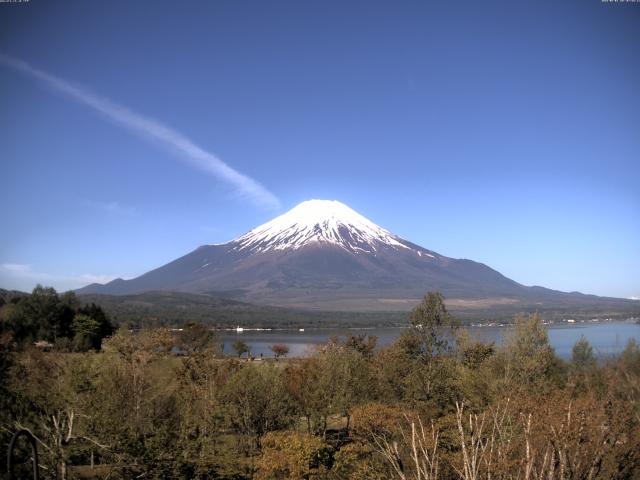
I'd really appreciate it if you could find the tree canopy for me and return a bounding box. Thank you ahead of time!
[0,285,114,351]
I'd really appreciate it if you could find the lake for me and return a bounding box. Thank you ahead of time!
[219,320,640,359]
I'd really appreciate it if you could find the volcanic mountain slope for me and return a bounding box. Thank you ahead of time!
[77,200,638,312]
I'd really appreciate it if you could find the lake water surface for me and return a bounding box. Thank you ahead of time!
[219,321,640,359]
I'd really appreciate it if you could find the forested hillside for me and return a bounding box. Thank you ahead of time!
[77,290,408,329]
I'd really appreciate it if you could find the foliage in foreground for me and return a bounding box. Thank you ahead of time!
[0,292,639,479]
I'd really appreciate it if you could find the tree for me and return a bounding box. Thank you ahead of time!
[177,322,220,355]
[285,357,325,434]
[271,343,290,359]
[9,285,74,344]
[392,293,462,413]
[620,338,640,376]
[408,292,458,360]
[76,302,114,347]
[71,304,114,351]
[572,335,596,371]
[0,302,25,342]
[0,331,16,459]
[331,441,389,480]
[501,313,564,390]
[455,329,495,368]
[95,328,180,475]
[233,339,250,358]
[8,349,114,479]
[345,334,377,358]
[33,286,76,341]
[350,403,439,480]
[72,313,101,351]
[255,431,331,480]
[462,342,495,370]
[323,345,376,432]
[0,287,113,350]
[373,342,414,403]
[222,364,295,447]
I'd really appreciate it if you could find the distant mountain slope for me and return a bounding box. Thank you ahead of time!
[77,291,408,328]
[76,290,639,328]
[0,288,29,306]
[77,200,640,313]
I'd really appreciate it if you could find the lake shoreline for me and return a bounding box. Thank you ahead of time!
[215,319,640,360]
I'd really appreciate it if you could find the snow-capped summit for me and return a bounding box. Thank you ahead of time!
[232,199,410,254]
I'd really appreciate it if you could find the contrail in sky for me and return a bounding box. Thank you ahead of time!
[0,54,281,209]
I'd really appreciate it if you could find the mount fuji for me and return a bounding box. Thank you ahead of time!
[77,200,636,312]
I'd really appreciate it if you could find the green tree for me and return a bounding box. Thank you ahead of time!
[373,342,414,403]
[233,339,250,358]
[72,313,101,351]
[0,302,25,342]
[30,285,75,342]
[392,293,462,413]
[620,338,640,376]
[0,287,113,350]
[77,302,114,347]
[177,322,220,355]
[572,335,596,371]
[287,343,376,436]
[501,313,565,390]
[6,285,73,344]
[408,292,458,360]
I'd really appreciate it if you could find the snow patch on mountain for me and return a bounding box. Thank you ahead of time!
[230,199,412,254]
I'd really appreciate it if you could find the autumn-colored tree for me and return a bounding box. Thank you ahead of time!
[222,364,296,447]
[456,329,495,369]
[8,349,113,479]
[271,343,290,359]
[92,327,179,476]
[345,334,377,358]
[255,431,331,480]
[1,305,638,480]
[351,403,439,480]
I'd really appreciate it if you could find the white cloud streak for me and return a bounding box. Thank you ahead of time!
[0,53,281,209]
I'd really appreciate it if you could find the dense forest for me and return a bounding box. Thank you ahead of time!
[1,290,639,479]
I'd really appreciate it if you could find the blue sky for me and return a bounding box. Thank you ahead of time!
[1,0,638,298]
